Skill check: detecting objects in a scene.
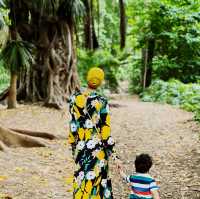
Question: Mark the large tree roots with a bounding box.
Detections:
[0,126,57,151]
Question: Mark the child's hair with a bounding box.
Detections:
[135,154,153,173]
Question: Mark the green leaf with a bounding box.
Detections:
[0,40,35,73]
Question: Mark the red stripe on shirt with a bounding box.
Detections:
[134,190,151,196]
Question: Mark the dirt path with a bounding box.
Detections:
[0,97,199,199]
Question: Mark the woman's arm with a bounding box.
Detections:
[68,98,79,157]
[99,99,116,157]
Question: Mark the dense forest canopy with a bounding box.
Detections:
[0,0,199,111]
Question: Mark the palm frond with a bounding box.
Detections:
[58,0,85,22]
[0,0,9,9]
[31,0,59,17]
[0,40,35,73]
[0,12,4,29]
[0,0,4,7]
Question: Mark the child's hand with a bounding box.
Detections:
[115,159,122,170]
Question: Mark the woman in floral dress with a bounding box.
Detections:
[68,67,116,199]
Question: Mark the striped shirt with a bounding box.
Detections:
[125,173,159,199]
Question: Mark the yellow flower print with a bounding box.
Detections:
[101,126,110,140]
[94,165,100,177]
[91,195,101,199]
[74,106,81,119]
[75,189,83,199]
[94,176,101,186]
[106,115,111,126]
[75,95,86,108]
[73,181,79,189]
[85,180,93,194]
[96,150,105,160]
[78,128,84,140]
[83,191,89,199]
[68,133,75,144]
[85,129,92,140]
[95,101,102,111]
[81,180,85,191]
[96,186,100,196]
[92,113,99,124]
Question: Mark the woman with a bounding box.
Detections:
[68,67,116,199]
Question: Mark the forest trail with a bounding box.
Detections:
[0,96,200,199]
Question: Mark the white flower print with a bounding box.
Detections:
[101,179,107,188]
[91,99,98,107]
[70,95,76,103]
[86,171,96,180]
[76,177,82,186]
[78,171,85,180]
[92,113,100,124]
[85,119,93,128]
[86,140,97,149]
[92,149,100,157]
[98,159,105,168]
[105,189,111,198]
[106,104,110,112]
[83,108,87,115]
[77,141,85,150]
[107,137,115,145]
[70,123,77,132]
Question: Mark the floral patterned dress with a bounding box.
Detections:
[68,90,115,199]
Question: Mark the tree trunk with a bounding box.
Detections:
[83,0,99,50]
[146,39,155,87]
[119,0,126,49]
[141,48,148,90]
[141,39,155,88]
[7,72,17,109]
[4,2,80,109]
[16,20,80,109]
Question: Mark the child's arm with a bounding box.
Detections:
[117,162,128,181]
[151,189,160,199]
[119,167,127,180]
[150,180,160,199]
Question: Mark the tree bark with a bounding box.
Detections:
[0,126,46,151]
[141,48,148,90]
[119,0,126,49]
[141,39,155,88]
[16,22,79,109]
[7,72,17,109]
[146,39,155,87]
[10,128,57,140]
[83,0,99,50]
[4,2,80,109]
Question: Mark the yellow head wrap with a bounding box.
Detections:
[87,67,104,89]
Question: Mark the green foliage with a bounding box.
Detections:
[57,0,85,22]
[0,12,4,29]
[0,40,34,74]
[127,0,200,83]
[141,79,200,122]
[91,1,120,49]
[0,62,9,92]
[129,58,143,94]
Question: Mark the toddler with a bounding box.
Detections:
[118,154,160,199]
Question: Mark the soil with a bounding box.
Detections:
[0,96,199,199]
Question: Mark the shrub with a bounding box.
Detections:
[141,79,200,122]
[129,59,143,94]
[77,49,121,92]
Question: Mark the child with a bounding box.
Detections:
[118,154,160,199]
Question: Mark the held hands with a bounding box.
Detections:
[115,159,124,176]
